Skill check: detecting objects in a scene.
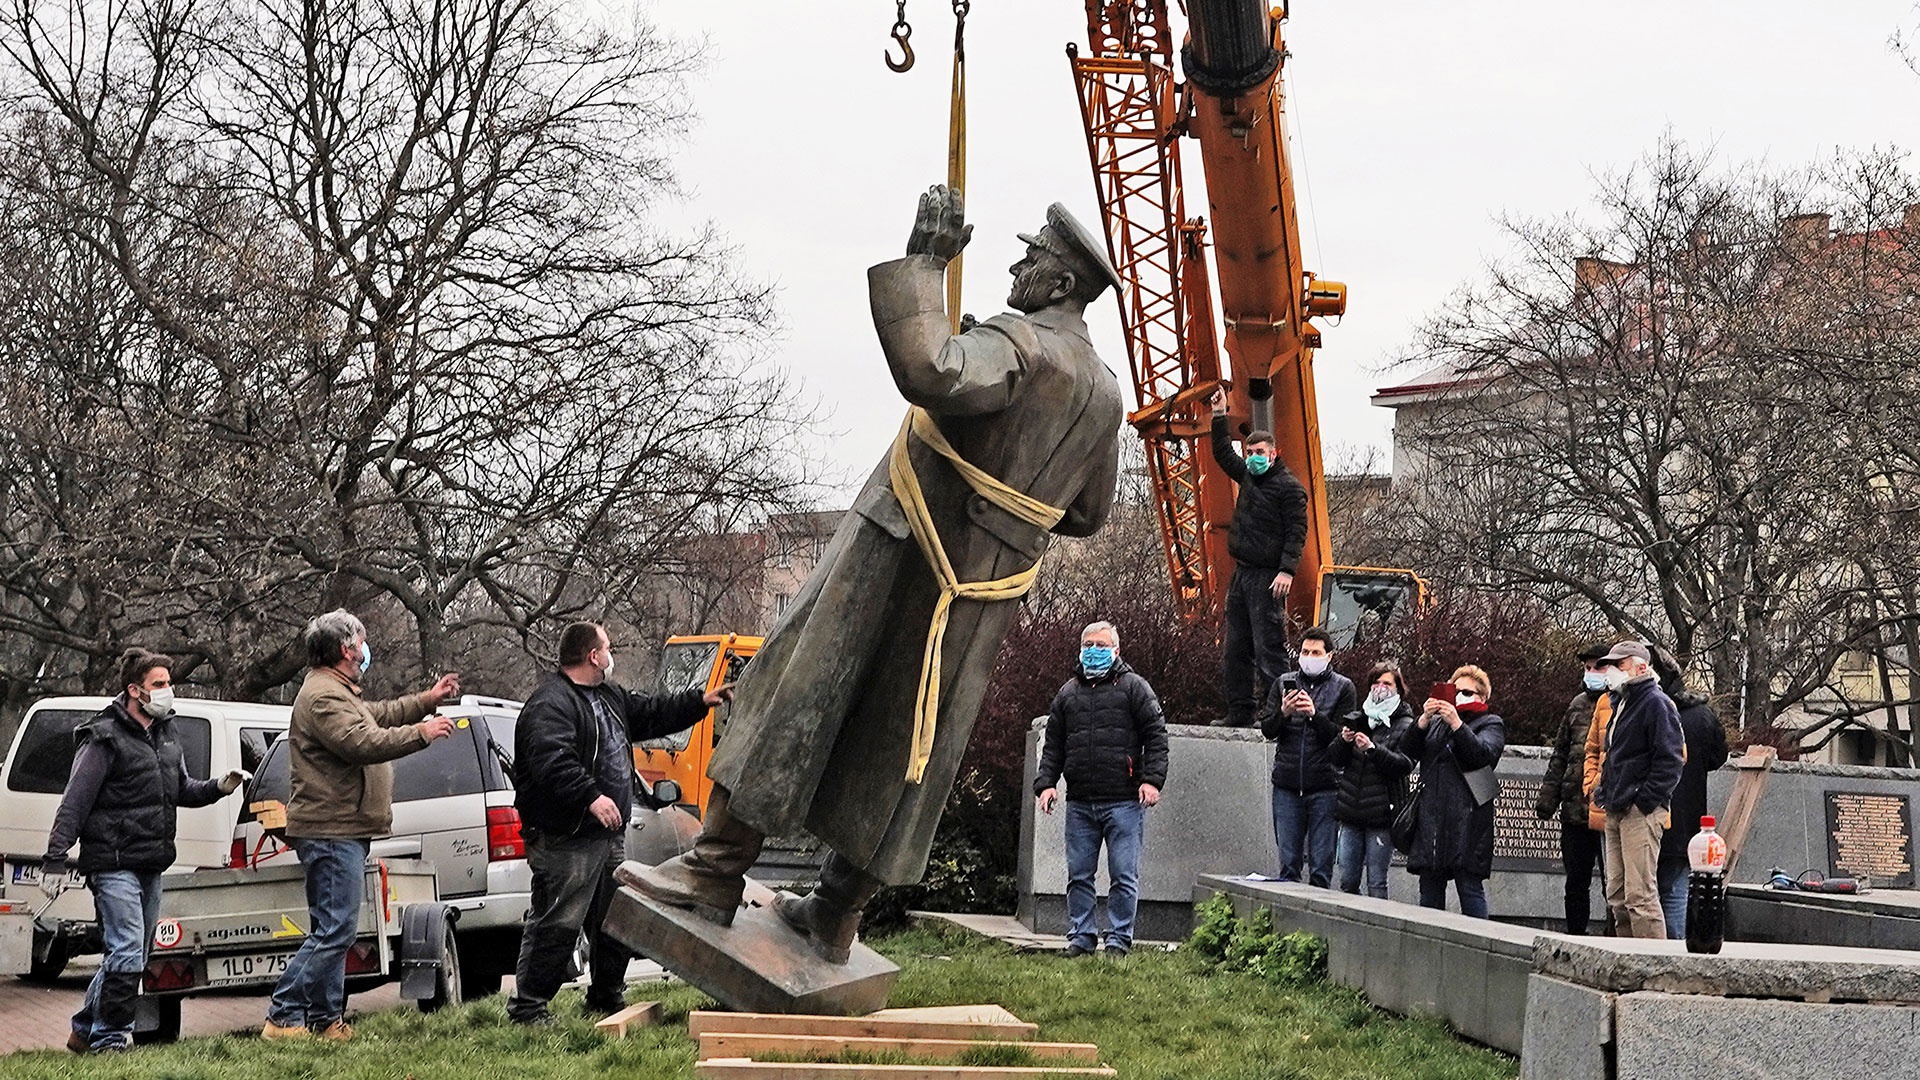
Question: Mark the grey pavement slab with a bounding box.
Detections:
[1519,975,1611,1080]
[1613,991,1920,1078]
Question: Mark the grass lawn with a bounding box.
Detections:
[0,926,1517,1080]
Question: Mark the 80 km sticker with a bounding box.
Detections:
[153,919,183,949]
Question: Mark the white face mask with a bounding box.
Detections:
[141,686,176,720]
[597,649,615,680]
[1299,654,1330,677]
[1601,667,1631,693]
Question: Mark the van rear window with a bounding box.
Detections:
[247,722,483,806]
[7,709,211,794]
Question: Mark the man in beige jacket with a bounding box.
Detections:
[263,609,460,1041]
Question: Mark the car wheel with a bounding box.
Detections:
[416,921,464,1013]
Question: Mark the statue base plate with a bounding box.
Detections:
[603,867,898,1016]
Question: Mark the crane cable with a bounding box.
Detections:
[886,1,969,334]
[945,0,967,333]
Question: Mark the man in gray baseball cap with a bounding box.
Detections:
[1589,639,1684,938]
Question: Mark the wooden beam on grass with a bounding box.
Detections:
[594,1000,663,1038]
[688,1011,1038,1041]
[693,1062,1115,1080]
[696,1032,1100,1063]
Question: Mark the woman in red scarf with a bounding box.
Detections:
[1399,665,1507,918]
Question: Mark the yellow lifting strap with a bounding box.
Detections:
[887,406,1062,782]
[945,2,967,333]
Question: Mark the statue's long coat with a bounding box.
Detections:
[709,253,1122,885]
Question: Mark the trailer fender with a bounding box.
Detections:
[398,903,459,1000]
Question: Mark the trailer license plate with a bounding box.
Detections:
[207,951,291,986]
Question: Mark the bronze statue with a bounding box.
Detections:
[626,183,1123,966]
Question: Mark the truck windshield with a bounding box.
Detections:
[638,642,719,753]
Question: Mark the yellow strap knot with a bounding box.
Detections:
[888,407,1063,782]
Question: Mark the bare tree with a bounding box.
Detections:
[0,0,818,707]
[1384,137,1920,749]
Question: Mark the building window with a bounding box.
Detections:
[775,593,792,614]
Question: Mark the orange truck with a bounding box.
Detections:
[633,633,760,815]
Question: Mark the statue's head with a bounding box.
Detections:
[1007,203,1121,314]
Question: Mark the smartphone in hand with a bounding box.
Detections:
[1428,682,1457,705]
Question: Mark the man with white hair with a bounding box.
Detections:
[1589,640,1684,939]
[1033,621,1170,957]
[263,609,461,1041]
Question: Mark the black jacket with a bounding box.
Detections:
[1330,706,1415,828]
[1260,667,1355,793]
[1537,690,1604,826]
[44,698,224,875]
[1593,677,1684,817]
[513,671,708,838]
[1209,416,1309,573]
[1402,708,1506,879]
[1660,692,1729,863]
[1034,661,1170,803]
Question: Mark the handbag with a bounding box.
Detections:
[1390,780,1422,855]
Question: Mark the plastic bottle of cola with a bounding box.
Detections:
[1685,815,1729,954]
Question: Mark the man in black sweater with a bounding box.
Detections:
[1034,621,1170,957]
[507,622,728,1025]
[1208,389,1310,727]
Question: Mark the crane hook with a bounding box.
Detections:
[885,17,915,72]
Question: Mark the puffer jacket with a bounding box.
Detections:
[1209,416,1309,573]
[1329,705,1414,828]
[1537,691,1604,826]
[1260,666,1355,793]
[43,697,224,874]
[1034,660,1171,803]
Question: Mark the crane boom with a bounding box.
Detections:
[1073,1,1420,639]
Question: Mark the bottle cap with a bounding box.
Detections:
[1700,815,1715,828]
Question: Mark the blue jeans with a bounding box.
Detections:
[1335,823,1393,899]
[1271,786,1337,888]
[1657,857,1688,939]
[1418,873,1489,919]
[267,838,369,1029]
[1064,799,1145,952]
[74,870,163,1050]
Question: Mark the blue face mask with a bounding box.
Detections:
[1582,671,1606,693]
[358,641,373,675]
[1080,645,1115,676]
[1245,453,1271,476]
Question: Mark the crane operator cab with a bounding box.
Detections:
[1318,567,1427,650]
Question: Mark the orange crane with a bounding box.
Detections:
[1069,0,1421,639]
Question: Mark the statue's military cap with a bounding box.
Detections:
[1018,203,1122,295]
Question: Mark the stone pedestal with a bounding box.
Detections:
[602,871,898,1016]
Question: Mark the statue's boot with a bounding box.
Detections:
[619,786,765,927]
[773,852,883,964]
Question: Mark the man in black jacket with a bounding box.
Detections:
[1590,641,1684,940]
[506,622,728,1025]
[1534,643,1611,934]
[1261,628,1355,888]
[1209,389,1310,728]
[43,649,247,1053]
[1034,622,1170,957]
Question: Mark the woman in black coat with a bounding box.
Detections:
[1401,664,1507,918]
[1330,663,1415,898]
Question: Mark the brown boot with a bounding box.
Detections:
[773,853,883,964]
[619,786,765,926]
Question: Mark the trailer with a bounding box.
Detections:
[134,860,461,1042]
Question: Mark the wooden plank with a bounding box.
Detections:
[697,1033,1099,1063]
[689,1011,1038,1041]
[1719,747,1777,879]
[694,1062,1114,1080]
[594,1000,663,1039]
[869,1006,1026,1026]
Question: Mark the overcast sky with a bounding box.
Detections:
[634,1,1919,493]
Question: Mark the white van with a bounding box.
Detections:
[0,695,290,980]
